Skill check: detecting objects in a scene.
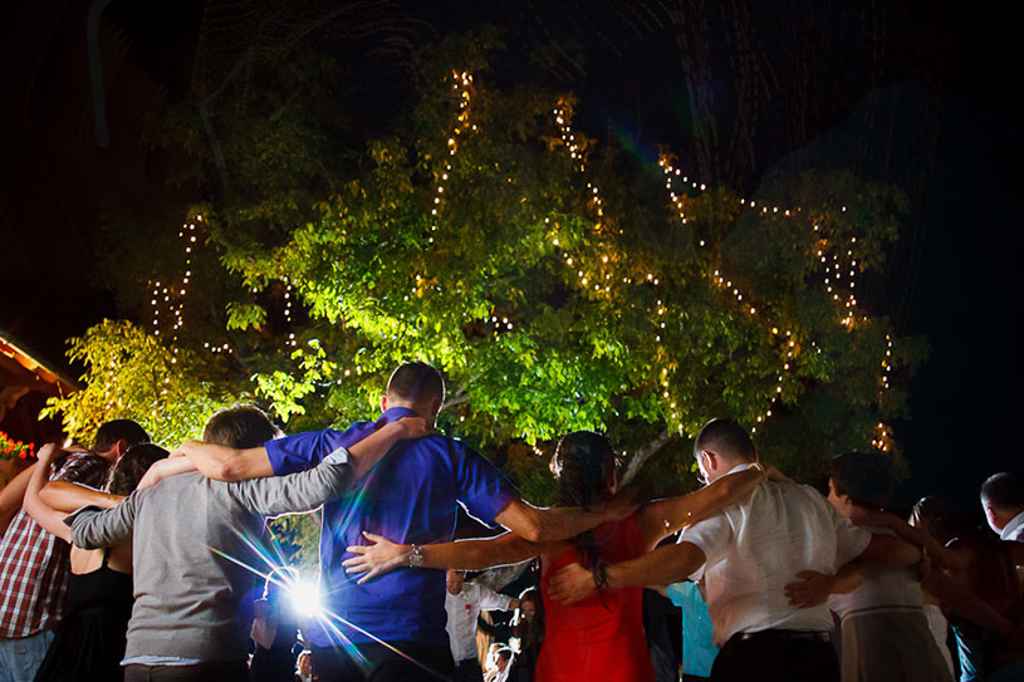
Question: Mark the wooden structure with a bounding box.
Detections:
[0,330,77,485]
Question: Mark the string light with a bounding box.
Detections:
[656,153,902,447]
[149,214,204,347]
[429,71,476,243]
[550,98,620,302]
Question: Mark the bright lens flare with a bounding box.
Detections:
[288,578,323,619]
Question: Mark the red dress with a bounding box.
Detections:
[534,515,655,682]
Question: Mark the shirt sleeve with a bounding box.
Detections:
[474,583,514,612]
[679,513,733,580]
[53,452,109,488]
[452,440,516,527]
[228,447,352,517]
[263,428,350,476]
[66,496,139,549]
[830,506,873,567]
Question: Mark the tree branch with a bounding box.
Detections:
[621,429,672,486]
[442,390,471,411]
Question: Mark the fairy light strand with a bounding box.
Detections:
[656,155,899,446]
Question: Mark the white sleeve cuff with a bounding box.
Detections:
[324,446,350,465]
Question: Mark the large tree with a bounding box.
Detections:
[48,35,924,507]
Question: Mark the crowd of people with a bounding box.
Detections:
[0,360,1019,682]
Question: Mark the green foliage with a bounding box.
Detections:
[41,320,241,446]
[252,341,338,423]
[226,303,267,331]
[48,36,926,504]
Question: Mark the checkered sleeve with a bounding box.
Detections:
[52,452,110,488]
[0,451,111,637]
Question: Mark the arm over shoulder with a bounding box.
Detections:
[66,494,140,549]
[228,447,352,516]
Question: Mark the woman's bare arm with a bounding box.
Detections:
[23,445,73,542]
[343,531,546,584]
[849,507,968,572]
[635,466,765,549]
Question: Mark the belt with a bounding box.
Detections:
[735,630,831,643]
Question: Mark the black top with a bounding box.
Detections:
[35,549,134,682]
[250,617,300,682]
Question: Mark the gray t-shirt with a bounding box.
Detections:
[67,448,350,664]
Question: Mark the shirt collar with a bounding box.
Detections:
[376,406,418,427]
[723,462,756,477]
[1000,510,1024,541]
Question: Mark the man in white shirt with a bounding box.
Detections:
[446,570,519,682]
[978,472,1024,680]
[548,418,922,682]
[980,472,1024,542]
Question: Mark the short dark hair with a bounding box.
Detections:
[694,418,755,462]
[107,443,169,496]
[981,472,1024,510]
[386,362,445,405]
[830,452,894,509]
[93,419,150,453]
[203,405,282,449]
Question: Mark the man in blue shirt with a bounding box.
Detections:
[172,362,630,681]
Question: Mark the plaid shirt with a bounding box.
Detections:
[0,452,110,638]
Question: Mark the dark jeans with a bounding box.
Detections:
[453,659,484,682]
[710,631,838,682]
[123,661,248,682]
[311,642,455,682]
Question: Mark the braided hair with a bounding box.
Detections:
[549,431,617,578]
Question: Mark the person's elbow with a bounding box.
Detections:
[211,453,251,481]
[37,484,64,509]
[69,528,101,550]
[517,510,545,543]
[516,509,548,540]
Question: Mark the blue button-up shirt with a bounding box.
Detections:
[264,407,515,647]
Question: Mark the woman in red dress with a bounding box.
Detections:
[344,431,765,682]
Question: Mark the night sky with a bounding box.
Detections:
[1,1,1019,513]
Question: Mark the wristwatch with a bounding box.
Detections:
[407,544,424,568]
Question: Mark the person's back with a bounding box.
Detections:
[0,419,147,682]
[677,421,875,682]
[824,452,952,682]
[301,429,511,647]
[122,472,269,661]
[955,472,1024,681]
[537,516,654,682]
[533,432,657,682]
[698,479,843,642]
[68,441,354,682]
[828,541,952,682]
[665,581,718,680]
[29,442,169,682]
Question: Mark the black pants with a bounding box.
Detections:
[710,631,838,682]
[123,661,248,682]
[452,659,484,682]
[311,643,455,682]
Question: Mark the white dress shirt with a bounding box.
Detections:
[446,582,514,663]
[1000,510,1024,542]
[681,463,871,645]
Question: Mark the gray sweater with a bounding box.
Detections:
[67,448,350,663]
